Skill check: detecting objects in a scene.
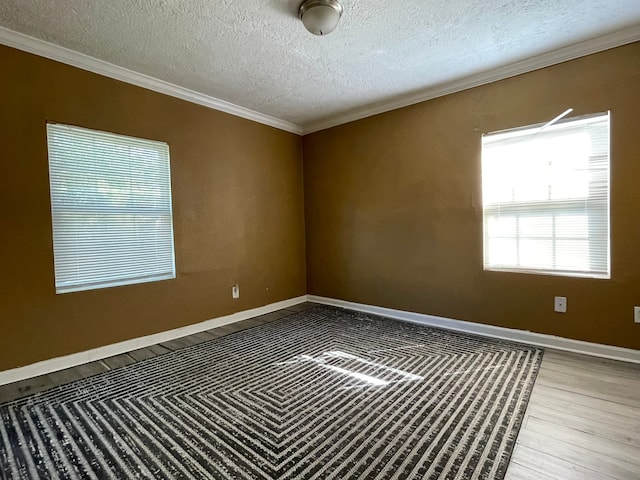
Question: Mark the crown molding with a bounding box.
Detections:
[302,25,640,134]
[1,24,638,137]
[0,26,304,135]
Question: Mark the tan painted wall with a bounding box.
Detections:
[303,42,640,350]
[0,45,306,371]
[1,40,638,372]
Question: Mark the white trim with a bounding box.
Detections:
[308,295,640,364]
[2,26,639,136]
[0,27,303,135]
[3,293,638,386]
[0,296,307,386]
[302,26,640,134]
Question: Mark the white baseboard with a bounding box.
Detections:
[4,293,637,386]
[0,296,307,386]
[308,295,640,364]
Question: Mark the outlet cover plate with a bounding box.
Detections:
[635,306,640,323]
[554,296,567,313]
[232,284,239,299]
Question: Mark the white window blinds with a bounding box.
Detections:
[481,112,610,278]
[47,123,176,293]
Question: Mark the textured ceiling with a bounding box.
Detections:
[1,0,640,131]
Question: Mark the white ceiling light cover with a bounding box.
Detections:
[299,0,343,36]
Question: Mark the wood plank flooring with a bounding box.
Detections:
[505,349,640,480]
[0,304,314,403]
[1,303,639,479]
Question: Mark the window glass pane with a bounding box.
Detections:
[487,216,516,238]
[556,240,590,272]
[548,135,590,200]
[519,239,553,269]
[519,216,552,238]
[512,154,550,202]
[488,238,517,267]
[556,215,589,238]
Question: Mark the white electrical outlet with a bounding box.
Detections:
[554,296,567,313]
[635,306,640,323]
[232,284,239,299]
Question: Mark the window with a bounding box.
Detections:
[481,112,610,278]
[47,123,176,293]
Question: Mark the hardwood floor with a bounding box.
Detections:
[1,303,639,479]
[505,349,640,480]
[0,304,315,403]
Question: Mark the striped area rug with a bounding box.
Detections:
[0,306,542,479]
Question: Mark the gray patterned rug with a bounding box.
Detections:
[0,306,542,479]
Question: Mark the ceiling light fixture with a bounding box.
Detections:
[299,0,343,36]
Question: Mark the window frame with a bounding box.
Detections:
[46,123,177,294]
[481,112,611,279]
